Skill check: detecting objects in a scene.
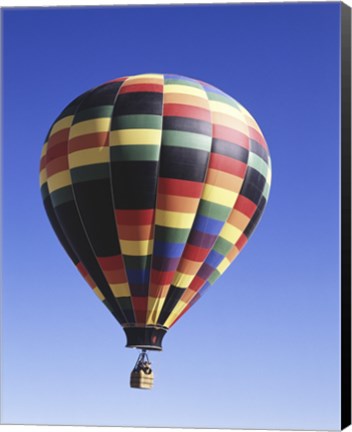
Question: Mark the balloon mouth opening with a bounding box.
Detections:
[123,325,167,351]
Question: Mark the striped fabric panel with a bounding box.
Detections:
[110,74,164,324]
[39,129,115,317]
[45,92,128,324]
[159,84,251,327]
[147,75,213,325]
[167,101,271,328]
[67,80,136,323]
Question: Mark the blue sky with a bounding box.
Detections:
[2,3,341,429]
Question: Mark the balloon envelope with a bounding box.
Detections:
[39,73,271,350]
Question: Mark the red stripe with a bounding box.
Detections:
[188,275,205,291]
[163,104,211,122]
[119,84,163,94]
[157,178,203,198]
[131,297,148,323]
[97,255,124,271]
[234,195,257,218]
[49,129,70,147]
[182,244,209,262]
[248,126,268,150]
[40,156,46,171]
[115,209,155,225]
[46,141,68,161]
[46,156,69,176]
[150,269,175,285]
[209,153,247,178]
[213,124,249,149]
[69,132,109,152]
[236,233,248,251]
[76,262,88,277]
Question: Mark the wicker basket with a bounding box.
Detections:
[130,368,154,389]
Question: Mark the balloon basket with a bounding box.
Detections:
[130,350,154,389]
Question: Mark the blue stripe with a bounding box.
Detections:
[192,214,224,235]
[204,250,224,268]
[153,241,185,258]
[125,269,150,285]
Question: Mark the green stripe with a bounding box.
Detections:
[112,114,162,130]
[263,182,270,200]
[248,152,269,178]
[197,200,232,221]
[123,255,152,270]
[118,297,134,309]
[206,92,241,110]
[162,130,212,152]
[165,78,203,89]
[155,226,190,243]
[213,236,233,256]
[70,163,109,183]
[50,185,74,207]
[73,105,114,124]
[208,269,221,285]
[110,145,160,161]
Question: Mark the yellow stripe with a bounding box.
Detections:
[202,184,238,207]
[146,297,166,325]
[155,209,195,229]
[219,223,243,244]
[41,142,48,158]
[110,129,162,146]
[110,283,131,298]
[212,112,249,135]
[50,116,74,136]
[68,147,109,168]
[93,287,105,301]
[163,301,188,327]
[47,170,71,192]
[217,257,231,275]
[172,273,194,288]
[69,118,111,139]
[119,239,153,256]
[39,169,47,187]
[131,73,163,80]
[164,84,206,98]
[209,101,245,122]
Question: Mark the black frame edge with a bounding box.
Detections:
[341,2,351,430]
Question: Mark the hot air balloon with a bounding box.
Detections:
[39,73,272,389]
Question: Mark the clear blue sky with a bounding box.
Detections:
[2,3,341,429]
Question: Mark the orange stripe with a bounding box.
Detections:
[205,168,242,192]
[157,194,199,213]
[227,209,250,230]
[177,258,201,275]
[118,225,153,241]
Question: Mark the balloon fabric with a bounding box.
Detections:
[39,73,272,351]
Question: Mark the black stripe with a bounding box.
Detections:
[54,200,127,324]
[211,138,249,162]
[159,146,209,183]
[157,285,184,325]
[72,178,121,257]
[250,139,269,163]
[77,82,124,109]
[243,195,267,238]
[112,92,163,117]
[111,161,159,209]
[163,116,212,136]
